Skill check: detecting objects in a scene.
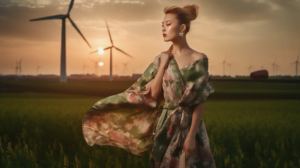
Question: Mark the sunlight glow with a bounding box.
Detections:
[98,62,104,66]
[98,48,104,55]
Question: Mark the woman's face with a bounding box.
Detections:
[162,13,183,42]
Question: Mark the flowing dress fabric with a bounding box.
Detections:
[82,53,216,168]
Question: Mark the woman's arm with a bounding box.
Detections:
[149,64,168,100]
[183,102,204,158]
[149,45,173,100]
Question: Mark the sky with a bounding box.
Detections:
[0,0,299,77]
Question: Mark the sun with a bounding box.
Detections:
[98,62,104,66]
[98,48,104,55]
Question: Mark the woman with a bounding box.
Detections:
[82,4,216,168]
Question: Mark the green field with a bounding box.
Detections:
[0,78,300,168]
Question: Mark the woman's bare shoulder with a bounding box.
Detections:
[192,51,208,60]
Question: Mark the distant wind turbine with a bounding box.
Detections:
[90,58,103,76]
[18,57,23,78]
[291,54,300,76]
[270,61,278,76]
[29,0,92,83]
[37,65,41,75]
[248,65,254,74]
[14,60,19,76]
[219,56,228,76]
[121,62,129,76]
[90,19,133,81]
[113,63,119,73]
[226,61,233,76]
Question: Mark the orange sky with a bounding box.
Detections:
[0,0,299,76]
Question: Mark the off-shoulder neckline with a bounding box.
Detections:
[172,57,208,71]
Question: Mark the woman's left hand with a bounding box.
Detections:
[183,136,195,159]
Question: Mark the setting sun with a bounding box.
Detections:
[98,48,104,55]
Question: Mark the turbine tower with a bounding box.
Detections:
[291,54,300,76]
[90,19,133,81]
[90,58,102,76]
[219,57,228,76]
[121,62,129,76]
[18,57,23,78]
[14,60,19,76]
[227,61,233,76]
[37,65,41,75]
[248,65,253,74]
[29,0,92,83]
[270,61,277,76]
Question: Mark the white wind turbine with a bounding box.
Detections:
[291,54,300,76]
[29,0,92,83]
[90,19,133,81]
[270,61,278,76]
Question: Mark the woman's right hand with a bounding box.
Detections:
[160,44,173,69]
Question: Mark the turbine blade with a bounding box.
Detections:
[90,50,98,54]
[103,46,112,50]
[114,46,133,58]
[68,17,92,48]
[30,14,66,21]
[105,19,113,45]
[67,0,75,14]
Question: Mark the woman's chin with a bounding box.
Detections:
[163,38,170,42]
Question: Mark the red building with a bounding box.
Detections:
[250,70,269,79]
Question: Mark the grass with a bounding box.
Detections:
[0,92,300,168]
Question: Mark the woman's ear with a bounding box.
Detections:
[180,24,186,33]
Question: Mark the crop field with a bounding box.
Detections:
[0,78,300,168]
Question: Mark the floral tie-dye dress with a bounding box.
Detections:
[82,53,216,168]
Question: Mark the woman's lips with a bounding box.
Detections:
[163,34,166,37]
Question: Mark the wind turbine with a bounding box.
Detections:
[90,58,103,76]
[227,61,233,76]
[14,60,19,76]
[121,61,129,76]
[248,65,254,74]
[37,65,41,75]
[29,0,92,83]
[90,19,133,81]
[113,63,119,74]
[18,57,23,78]
[219,57,228,76]
[291,54,300,76]
[270,61,277,76]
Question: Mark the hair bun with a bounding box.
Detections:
[182,4,199,21]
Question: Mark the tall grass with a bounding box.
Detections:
[0,93,299,168]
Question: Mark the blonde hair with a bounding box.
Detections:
[164,4,199,34]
